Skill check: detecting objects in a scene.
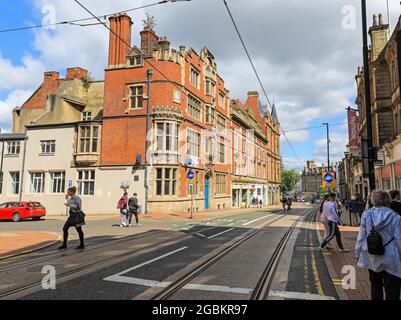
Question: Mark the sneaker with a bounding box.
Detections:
[136,223,141,227]
[75,245,85,250]
[128,224,132,228]
[338,248,351,252]
[326,245,333,250]
[320,247,329,252]
[58,245,67,250]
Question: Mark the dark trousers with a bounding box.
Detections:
[369,270,401,300]
[63,221,84,246]
[321,221,344,249]
[128,211,139,224]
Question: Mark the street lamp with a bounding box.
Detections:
[322,123,330,173]
[360,0,376,191]
[144,69,153,215]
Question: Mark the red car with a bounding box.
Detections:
[0,201,46,222]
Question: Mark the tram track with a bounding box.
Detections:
[149,209,314,300]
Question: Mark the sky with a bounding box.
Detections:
[1,0,401,171]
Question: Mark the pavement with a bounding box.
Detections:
[0,205,282,258]
[316,208,370,300]
[0,232,59,258]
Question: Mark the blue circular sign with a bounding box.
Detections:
[187,170,195,180]
[324,173,334,183]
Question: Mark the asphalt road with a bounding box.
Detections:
[0,206,339,300]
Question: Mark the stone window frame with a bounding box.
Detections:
[218,91,225,109]
[187,128,201,158]
[40,140,56,155]
[216,173,227,195]
[155,121,180,153]
[82,111,92,122]
[6,141,20,155]
[29,172,45,194]
[205,77,216,97]
[50,171,66,194]
[187,94,202,121]
[10,171,20,195]
[77,170,95,196]
[155,167,178,197]
[129,85,144,109]
[78,125,100,154]
[190,66,200,90]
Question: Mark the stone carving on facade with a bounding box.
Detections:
[152,106,183,120]
[383,143,394,160]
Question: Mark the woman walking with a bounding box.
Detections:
[117,192,129,228]
[356,190,401,300]
[59,187,85,250]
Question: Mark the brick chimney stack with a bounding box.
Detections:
[66,67,88,80]
[140,29,159,56]
[108,13,133,67]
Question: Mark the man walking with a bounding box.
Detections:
[128,193,141,227]
[320,193,349,252]
[349,196,360,226]
[282,196,287,210]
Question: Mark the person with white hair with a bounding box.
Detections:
[356,190,401,300]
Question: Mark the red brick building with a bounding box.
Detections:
[102,14,232,213]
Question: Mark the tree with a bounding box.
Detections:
[281,169,301,193]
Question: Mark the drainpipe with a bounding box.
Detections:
[19,132,28,201]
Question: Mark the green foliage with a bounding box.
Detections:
[281,169,300,192]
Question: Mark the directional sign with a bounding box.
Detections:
[68,180,73,188]
[323,173,334,183]
[187,170,195,180]
[322,172,336,189]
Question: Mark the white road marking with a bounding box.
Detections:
[183,283,252,294]
[207,228,235,239]
[242,214,274,226]
[195,233,207,238]
[105,275,252,294]
[104,247,188,280]
[269,290,336,300]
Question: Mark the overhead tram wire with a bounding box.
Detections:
[281,121,348,134]
[222,0,305,168]
[73,0,227,126]
[0,1,175,33]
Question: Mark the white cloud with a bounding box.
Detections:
[0,89,33,130]
[314,132,349,165]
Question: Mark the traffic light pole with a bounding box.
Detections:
[361,0,376,191]
[144,69,153,215]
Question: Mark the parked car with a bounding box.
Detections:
[0,201,46,222]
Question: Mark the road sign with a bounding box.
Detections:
[322,172,336,190]
[323,173,334,183]
[68,180,73,188]
[187,170,195,180]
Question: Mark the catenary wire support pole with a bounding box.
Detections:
[361,0,376,192]
[144,69,153,215]
[323,123,330,192]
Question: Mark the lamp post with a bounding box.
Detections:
[144,69,153,215]
[361,0,376,191]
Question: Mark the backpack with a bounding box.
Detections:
[366,212,394,256]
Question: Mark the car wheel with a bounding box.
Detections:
[12,212,22,222]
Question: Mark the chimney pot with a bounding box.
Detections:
[373,14,378,27]
[378,13,383,26]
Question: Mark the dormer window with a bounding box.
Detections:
[129,55,143,67]
[82,111,92,122]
